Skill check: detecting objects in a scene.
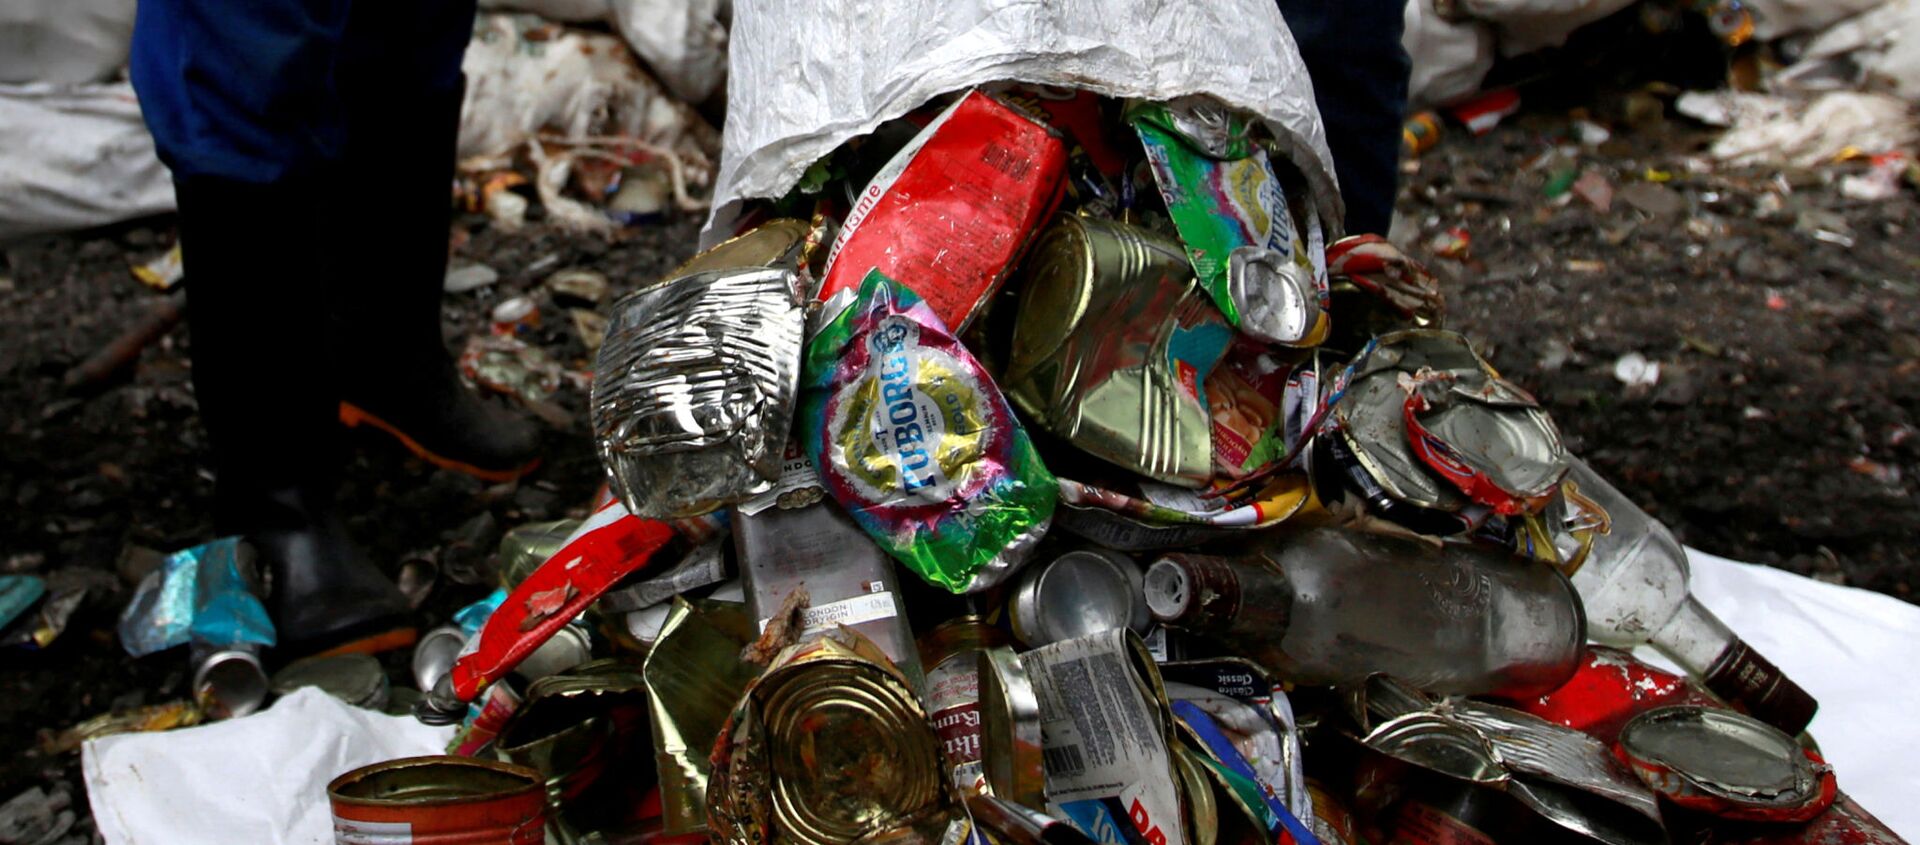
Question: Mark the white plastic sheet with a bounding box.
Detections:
[1404,0,1498,109]
[476,0,729,104]
[79,555,1920,844]
[0,0,136,85]
[83,688,456,845]
[0,83,176,242]
[704,0,1344,246]
[1675,549,1920,839]
[1460,0,1637,56]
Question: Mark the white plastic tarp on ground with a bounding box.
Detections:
[703,0,1344,246]
[84,688,456,845]
[80,551,1920,844]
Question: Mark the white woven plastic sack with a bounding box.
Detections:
[0,83,175,242]
[1458,0,1637,56]
[704,0,1343,246]
[0,0,137,85]
[1405,0,1498,109]
[1744,0,1886,41]
[477,0,729,104]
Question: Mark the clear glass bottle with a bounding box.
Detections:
[1143,527,1585,699]
[1554,459,1816,734]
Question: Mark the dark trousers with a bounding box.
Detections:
[1276,0,1413,235]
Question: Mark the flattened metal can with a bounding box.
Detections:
[592,264,810,519]
[327,756,547,845]
[1004,215,1234,488]
[978,645,1046,811]
[1616,705,1837,823]
[707,632,956,845]
[1007,549,1150,647]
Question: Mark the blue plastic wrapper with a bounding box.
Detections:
[453,587,508,636]
[0,575,47,634]
[118,537,276,657]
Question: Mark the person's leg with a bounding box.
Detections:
[328,0,542,481]
[1275,0,1413,235]
[131,0,412,656]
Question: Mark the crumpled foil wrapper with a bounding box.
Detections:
[592,266,808,519]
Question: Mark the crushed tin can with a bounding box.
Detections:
[271,653,390,711]
[1324,235,1445,327]
[190,642,268,721]
[411,625,468,697]
[798,268,1056,594]
[1347,676,1666,845]
[1322,330,1568,523]
[592,263,811,519]
[706,630,958,845]
[818,89,1068,334]
[1002,215,1234,488]
[1616,705,1837,823]
[1131,104,1329,347]
[1159,658,1310,824]
[734,442,924,684]
[594,538,730,615]
[920,616,1012,796]
[642,599,761,836]
[1207,337,1296,480]
[1008,549,1151,648]
[978,645,1046,811]
[1021,629,1190,845]
[495,660,652,841]
[327,756,547,845]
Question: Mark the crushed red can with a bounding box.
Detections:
[1616,705,1838,824]
[818,89,1068,334]
[1514,646,1719,745]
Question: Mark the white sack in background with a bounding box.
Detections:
[458,14,718,165]
[1676,89,1918,164]
[84,688,457,845]
[1675,549,1920,841]
[0,83,174,242]
[1405,0,1498,109]
[1458,0,1638,56]
[1781,0,1920,101]
[706,0,1343,246]
[477,0,729,104]
[1744,0,1887,41]
[0,0,137,85]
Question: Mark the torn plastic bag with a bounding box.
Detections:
[1404,0,1497,109]
[704,0,1343,246]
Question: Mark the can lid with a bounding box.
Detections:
[1012,550,1145,646]
[272,653,390,710]
[328,755,546,807]
[1618,705,1825,807]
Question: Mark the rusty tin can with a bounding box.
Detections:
[327,756,548,845]
[1616,705,1836,823]
[707,632,955,845]
[1004,215,1234,488]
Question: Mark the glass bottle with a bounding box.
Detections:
[1552,458,1816,734]
[1143,527,1585,699]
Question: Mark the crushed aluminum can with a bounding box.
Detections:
[1021,629,1190,845]
[1324,234,1445,327]
[510,622,594,682]
[1131,105,1329,348]
[1050,476,1317,552]
[1323,329,1568,524]
[706,631,958,845]
[978,645,1046,812]
[1513,646,1719,745]
[494,660,651,840]
[964,793,1098,845]
[327,756,547,845]
[642,598,762,836]
[920,616,1011,796]
[451,681,522,757]
[1002,215,1234,488]
[1008,549,1150,648]
[734,442,924,684]
[798,268,1056,594]
[1348,677,1666,845]
[595,537,730,615]
[1615,705,1837,823]
[1168,693,1319,845]
[1206,336,1295,480]
[592,262,811,519]
[190,642,268,721]
[669,217,815,279]
[1158,658,1310,821]
[818,89,1068,335]
[271,653,389,711]
[411,625,468,695]
[1128,98,1259,161]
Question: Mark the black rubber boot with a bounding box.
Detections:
[329,63,542,484]
[177,175,414,657]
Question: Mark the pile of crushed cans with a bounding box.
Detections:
[276,87,1906,844]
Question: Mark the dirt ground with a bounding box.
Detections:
[1,104,1916,836]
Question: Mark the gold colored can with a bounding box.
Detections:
[708,633,956,845]
[643,599,761,836]
[664,218,813,281]
[1004,216,1234,488]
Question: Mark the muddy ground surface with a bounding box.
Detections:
[1,108,1916,836]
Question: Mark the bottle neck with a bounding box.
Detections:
[1649,596,1734,677]
[1655,597,1818,734]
